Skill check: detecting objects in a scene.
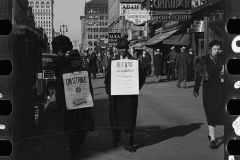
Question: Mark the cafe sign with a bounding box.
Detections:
[153,14,191,21]
[120,3,141,16]
[125,9,151,25]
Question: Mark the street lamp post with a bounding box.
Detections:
[60,24,68,35]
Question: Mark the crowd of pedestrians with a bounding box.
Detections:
[54,39,225,156]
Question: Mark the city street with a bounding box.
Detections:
[16,73,224,160]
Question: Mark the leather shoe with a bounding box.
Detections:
[176,84,180,88]
[210,140,217,149]
[124,145,136,153]
[208,135,211,141]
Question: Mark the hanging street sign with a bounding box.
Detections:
[150,0,192,12]
[120,3,141,16]
[125,9,151,25]
[153,14,191,21]
[108,33,121,43]
[130,26,146,31]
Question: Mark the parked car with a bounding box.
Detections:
[42,53,58,87]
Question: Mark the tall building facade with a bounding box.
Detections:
[81,0,108,51]
[28,0,54,52]
[80,16,86,52]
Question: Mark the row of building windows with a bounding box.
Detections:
[34,13,52,16]
[35,17,51,20]
[86,4,107,7]
[36,24,51,27]
[30,4,51,9]
[30,1,51,5]
[86,9,107,14]
[87,34,106,39]
[36,21,51,23]
[88,15,108,20]
[87,22,108,26]
[87,28,108,32]
[33,9,52,12]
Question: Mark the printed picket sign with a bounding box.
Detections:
[111,60,139,95]
[63,71,93,110]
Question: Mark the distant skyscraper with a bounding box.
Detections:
[80,0,108,51]
[28,0,54,52]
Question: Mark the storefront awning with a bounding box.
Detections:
[163,34,190,45]
[131,42,145,48]
[144,29,178,46]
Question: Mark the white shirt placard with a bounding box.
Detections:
[111,60,139,95]
[63,71,93,110]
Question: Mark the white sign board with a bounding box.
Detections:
[120,3,141,16]
[111,60,139,95]
[125,9,150,25]
[63,71,93,110]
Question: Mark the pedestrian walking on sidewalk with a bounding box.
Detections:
[188,48,196,81]
[55,50,94,155]
[104,38,146,152]
[139,49,152,77]
[154,49,164,82]
[166,46,178,81]
[175,46,190,88]
[193,40,225,149]
[102,50,111,77]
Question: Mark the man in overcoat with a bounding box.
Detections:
[166,46,178,81]
[139,49,152,77]
[175,46,190,88]
[153,49,165,82]
[55,50,94,155]
[188,48,196,81]
[102,50,111,77]
[104,38,146,152]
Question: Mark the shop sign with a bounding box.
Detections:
[108,33,121,43]
[162,21,179,31]
[130,26,146,31]
[125,9,151,25]
[150,0,192,12]
[191,0,218,9]
[153,14,191,21]
[120,3,141,16]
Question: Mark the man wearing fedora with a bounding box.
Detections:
[139,49,152,77]
[175,46,190,89]
[55,50,94,155]
[166,46,178,81]
[104,38,146,152]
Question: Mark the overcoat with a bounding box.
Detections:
[194,54,225,126]
[175,51,190,81]
[102,55,111,77]
[154,53,164,76]
[55,65,94,136]
[104,54,146,131]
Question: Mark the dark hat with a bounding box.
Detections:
[209,40,222,48]
[65,50,80,60]
[116,38,130,49]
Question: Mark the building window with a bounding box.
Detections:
[88,41,92,46]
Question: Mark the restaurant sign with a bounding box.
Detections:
[108,33,121,43]
[125,9,151,25]
[153,14,191,21]
[120,3,141,16]
[150,0,192,12]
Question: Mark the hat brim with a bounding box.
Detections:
[209,40,222,48]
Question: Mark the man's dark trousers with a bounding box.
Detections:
[167,62,175,80]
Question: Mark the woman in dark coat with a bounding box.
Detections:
[154,49,164,82]
[55,50,94,155]
[193,40,225,149]
[104,38,146,152]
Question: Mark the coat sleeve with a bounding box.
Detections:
[104,60,112,96]
[87,70,94,100]
[139,60,146,90]
[175,54,179,70]
[55,70,65,108]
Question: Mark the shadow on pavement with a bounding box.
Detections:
[133,123,204,151]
